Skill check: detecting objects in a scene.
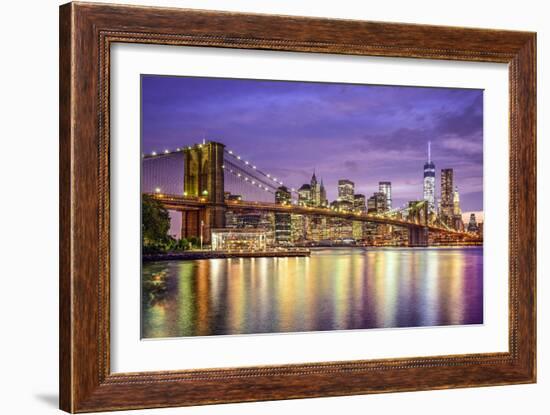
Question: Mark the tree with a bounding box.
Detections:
[187,236,199,249]
[142,194,171,248]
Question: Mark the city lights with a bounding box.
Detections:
[143,140,479,247]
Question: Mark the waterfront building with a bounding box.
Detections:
[352,221,363,241]
[338,179,355,203]
[290,214,306,243]
[305,215,328,242]
[378,181,392,211]
[274,183,293,245]
[423,142,436,213]
[440,168,454,226]
[332,218,353,240]
[211,228,267,251]
[239,212,261,228]
[259,212,275,246]
[274,212,292,245]
[225,210,238,228]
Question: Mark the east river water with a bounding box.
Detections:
[141,247,483,338]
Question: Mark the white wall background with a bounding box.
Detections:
[0,0,546,414]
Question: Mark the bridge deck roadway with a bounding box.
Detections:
[148,194,466,235]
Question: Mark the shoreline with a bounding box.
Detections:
[143,245,482,262]
[143,249,311,262]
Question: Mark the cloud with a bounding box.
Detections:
[434,93,483,137]
[142,76,484,211]
[440,137,483,155]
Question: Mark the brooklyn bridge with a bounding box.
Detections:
[142,140,477,247]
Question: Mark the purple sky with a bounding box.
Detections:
[142,75,483,212]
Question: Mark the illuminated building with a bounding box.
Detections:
[274,186,292,245]
[319,179,328,207]
[331,217,353,240]
[274,212,292,245]
[331,199,353,212]
[305,216,327,242]
[467,213,479,233]
[354,194,366,213]
[367,192,387,213]
[297,172,327,207]
[225,210,238,228]
[338,179,355,203]
[453,186,462,216]
[298,184,311,206]
[352,221,363,241]
[310,172,321,206]
[378,181,392,211]
[275,186,291,205]
[423,142,435,213]
[290,214,305,243]
[440,168,454,226]
[211,228,267,251]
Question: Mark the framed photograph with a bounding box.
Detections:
[59,2,536,412]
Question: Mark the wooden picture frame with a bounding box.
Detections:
[59,2,536,412]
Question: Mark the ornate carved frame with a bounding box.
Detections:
[59,2,536,412]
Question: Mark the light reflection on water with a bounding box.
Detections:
[141,247,483,338]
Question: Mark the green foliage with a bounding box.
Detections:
[142,194,171,248]
[187,236,199,248]
[141,196,195,254]
[175,238,190,251]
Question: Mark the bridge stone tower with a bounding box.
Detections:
[407,201,429,247]
[182,141,226,244]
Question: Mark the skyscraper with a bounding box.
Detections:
[310,172,321,207]
[452,186,462,216]
[367,192,387,213]
[440,168,454,226]
[378,181,392,211]
[338,179,354,203]
[319,179,328,207]
[297,172,327,207]
[451,186,464,230]
[275,186,291,205]
[423,142,436,213]
[274,186,292,245]
[297,184,311,206]
[467,213,479,233]
[353,194,366,213]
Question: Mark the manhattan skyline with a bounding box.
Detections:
[142,75,483,212]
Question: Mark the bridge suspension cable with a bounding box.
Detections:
[224,162,276,195]
[224,148,300,195]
